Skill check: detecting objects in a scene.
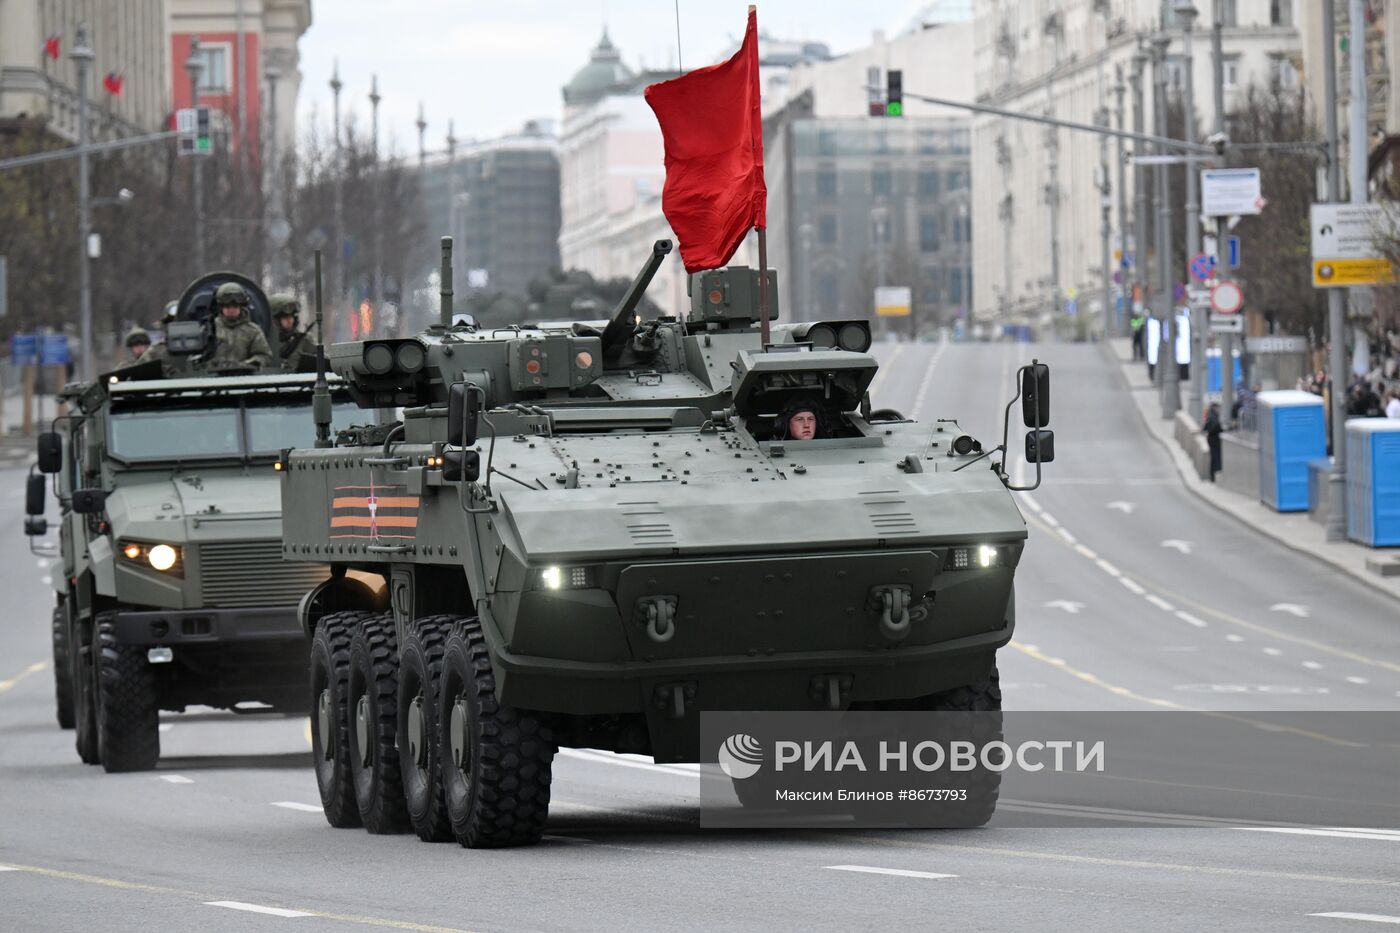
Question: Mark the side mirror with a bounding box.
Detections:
[24,516,48,537]
[1021,362,1050,428]
[441,449,481,484]
[71,488,107,514]
[26,474,46,516]
[1025,429,1055,464]
[447,382,481,448]
[37,432,63,474]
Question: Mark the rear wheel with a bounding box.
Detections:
[439,618,554,848]
[72,619,99,765]
[95,616,160,772]
[397,615,456,842]
[52,603,75,730]
[310,611,373,828]
[348,614,409,833]
[916,665,1003,828]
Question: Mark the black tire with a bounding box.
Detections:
[347,614,409,834]
[310,610,374,829]
[73,618,100,765]
[96,615,160,772]
[52,603,75,730]
[917,664,1003,828]
[397,615,456,842]
[438,618,554,848]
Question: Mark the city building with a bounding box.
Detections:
[412,120,562,299]
[970,0,1301,329]
[0,0,171,142]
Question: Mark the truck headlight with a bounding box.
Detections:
[945,545,1009,570]
[532,565,595,591]
[148,544,178,571]
[119,540,183,575]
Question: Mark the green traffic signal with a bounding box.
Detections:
[886,101,903,117]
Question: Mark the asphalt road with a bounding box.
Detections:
[2,341,1398,932]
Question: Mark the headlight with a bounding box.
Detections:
[944,545,1009,571]
[532,565,595,591]
[148,544,178,571]
[119,540,184,576]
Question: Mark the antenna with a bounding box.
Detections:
[312,249,332,448]
[674,0,683,71]
[440,236,454,327]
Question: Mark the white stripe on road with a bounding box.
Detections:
[0,866,21,872]
[1226,634,1245,643]
[1347,676,1370,685]
[159,775,192,784]
[1145,595,1174,612]
[1074,544,1098,560]
[158,723,173,733]
[1018,492,1043,513]
[1095,559,1121,577]
[1303,661,1323,670]
[1239,828,1400,842]
[825,865,957,880]
[1263,648,1284,657]
[1056,527,1078,545]
[271,801,323,813]
[205,901,313,918]
[1175,611,1208,629]
[561,747,700,777]
[1119,577,1146,596]
[1309,914,1400,925]
[1039,511,1060,528]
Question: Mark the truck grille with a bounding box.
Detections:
[198,541,329,609]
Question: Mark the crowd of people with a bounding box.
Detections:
[1295,329,1400,420]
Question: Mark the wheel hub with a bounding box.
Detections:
[406,695,427,769]
[316,689,333,761]
[450,698,470,773]
[355,694,372,768]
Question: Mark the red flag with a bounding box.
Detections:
[43,34,60,60]
[103,72,124,96]
[644,7,766,274]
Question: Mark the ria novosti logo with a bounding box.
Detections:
[718,733,764,779]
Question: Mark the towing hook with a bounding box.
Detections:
[874,585,912,641]
[637,596,678,644]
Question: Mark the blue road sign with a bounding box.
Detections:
[40,333,71,366]
[1065,298,1078,316]
[10,333,38,366]
[1227,236,1240,269]
[1189,252,1217,283]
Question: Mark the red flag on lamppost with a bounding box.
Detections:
[103,71,124,96]
[644,5,766,275]
[43,34,61,60]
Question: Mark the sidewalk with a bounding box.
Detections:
[1107,337,1400,604]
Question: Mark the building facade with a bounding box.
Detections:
[970,0,1301,328]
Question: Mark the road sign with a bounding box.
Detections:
[1210,279,1244,314]
[1210,316,1244,334]
[10,333,37,366]
[176,106,213,156]
[1202,168,1264,216]
[40,333,71,366]
[1189,252,1216,282]
[1228,235,1240,268]
[874,285,911,317]
[1065,298,1078,316]
[1309,202,1398,288]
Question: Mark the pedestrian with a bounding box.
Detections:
[1202,402,1223,482]
[1387,389,1400,420]
[1130,310,1146,361]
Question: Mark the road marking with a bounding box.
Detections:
[41,576,52,585]
[1018,492,1043,513]
[1095,558,1122,577]
[1303,661,1324,670]
[1043,600,1085,614]
[0,867,20,872]
[1074,544,1098,559]
[158,723,173,733]
[865,343,906,404]
[1039,511,1060,528]
[1009,642,1184,710]
[825,865,957,880]
[908,342,948,419]
[206,901,314,918]
[1240,828,1400,843]
[1263,647,1284,657]
[1119,577,1146,595]
[1145,595,1175,612]
[271,801,323,813]
[159,775,193,784]
[1347,676,1370,685]
[1056,527,1078,544]
[560,747,699,777]
[1160,539,1194,555]
[1175,610,1208,628]
[1106,500,1137,514]
[1226,634,1245,643]
[1309,914,1400,925]
[0,660,47,693]
[1270,603,1311,618]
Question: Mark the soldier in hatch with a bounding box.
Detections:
[209,282,272,370]
[775,394,830,440]
[269,294,312,371]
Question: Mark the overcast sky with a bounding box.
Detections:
[295,1,935,154]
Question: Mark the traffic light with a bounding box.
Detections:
[177,106,212,156]
[886,70,903,117]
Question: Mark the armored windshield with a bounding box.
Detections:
[108,397,358,461]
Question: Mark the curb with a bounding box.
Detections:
[1099,340,1400,606]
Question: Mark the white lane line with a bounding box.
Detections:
[1039,511,1060,528]
[560,747,699,777]
[1263,647,1284,657]
[1119,577,1146,596]
[1239,828,1400,842]
[1056,527,1078,545]
[205,901,313,918]
[1074,544,1098,560]
[1175,610,1208,629]
[1145,595,1175,612]
[0,866,20,872]
[1095,559,1121,577]
[1347,676,1370,685]
[40,576,52,585]
[1226,634,1245,643]
[1019,492,1043,513]
[158,723,173,733]
[1309,914,1400,925]
[908,342,948,419]
[159,775,193,784]
[825,865,957,880]
[1303,661,1324,670]
[271,801,323,813]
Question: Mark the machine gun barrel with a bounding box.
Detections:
[439,236,455,327]
[601,239,672,358]
[312,249,332,448]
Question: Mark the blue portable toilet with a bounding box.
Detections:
[1346,419,1400,546]
[1257,390,1326,512]
[1205,347,1243,394]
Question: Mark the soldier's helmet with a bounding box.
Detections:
[269,293,300,320]
[125,327,151,348]
[214,282,251,308]
[162,299,179,323]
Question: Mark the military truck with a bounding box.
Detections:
[278,239,1053,846]
[24,272,357,772]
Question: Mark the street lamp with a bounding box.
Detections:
[71,24,95,382]
[1176,1,1207,422]
[184,38,207,272]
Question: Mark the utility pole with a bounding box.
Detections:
[72,24,95,382]
[330,61,344,336]
[1179,2,1204,421]
[1114,65,1129,338]
[415,102,427,170]
[1348,0,1372,376]
[1212,0,1235,429]
[1153,32,1181,417]
[185,37,206,273]
[1098,101,1112,346]
[369,74,382,334]
[1131,47,1152,353]
[265,63,288,289]
[1323,0,1347,542]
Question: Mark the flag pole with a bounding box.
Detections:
[757,225,770,347]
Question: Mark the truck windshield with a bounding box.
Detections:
[246,402,359,453]
[109,396,359,460]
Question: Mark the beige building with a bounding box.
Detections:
[971,0,1301,328]
[0,0,171,141]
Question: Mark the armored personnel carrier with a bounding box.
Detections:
[280,240,1053,846]
[24,272,357,772]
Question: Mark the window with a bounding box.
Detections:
[1167,59,1185,92]
[872,167,892,196]
[1271,55,1298,90]
[948,268,963,305]
[953,212,970,244]
[946,170,966,191]
[918,170,939,197]
[872,216,893,243]
[192,44,229,93]
[815,168,837,197]
[1223,56,1241,90]
[817,130,837,155]
[920,215,939,253]
[110,406,240,459]
[818,214,837,244]
[1221,0,1238,27]
[1271,0,1292,27]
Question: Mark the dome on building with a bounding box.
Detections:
[563,30,634,108]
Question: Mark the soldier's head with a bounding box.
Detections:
[125,328,151,358]
[776,394,826,441]
[214,282,250,321]
[270,294,300,332]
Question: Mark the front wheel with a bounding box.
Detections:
[397,615,457,842]
[347,614,409,834]
[52,603,75,730]
[438,619,554,848]
[95,616,160,772]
